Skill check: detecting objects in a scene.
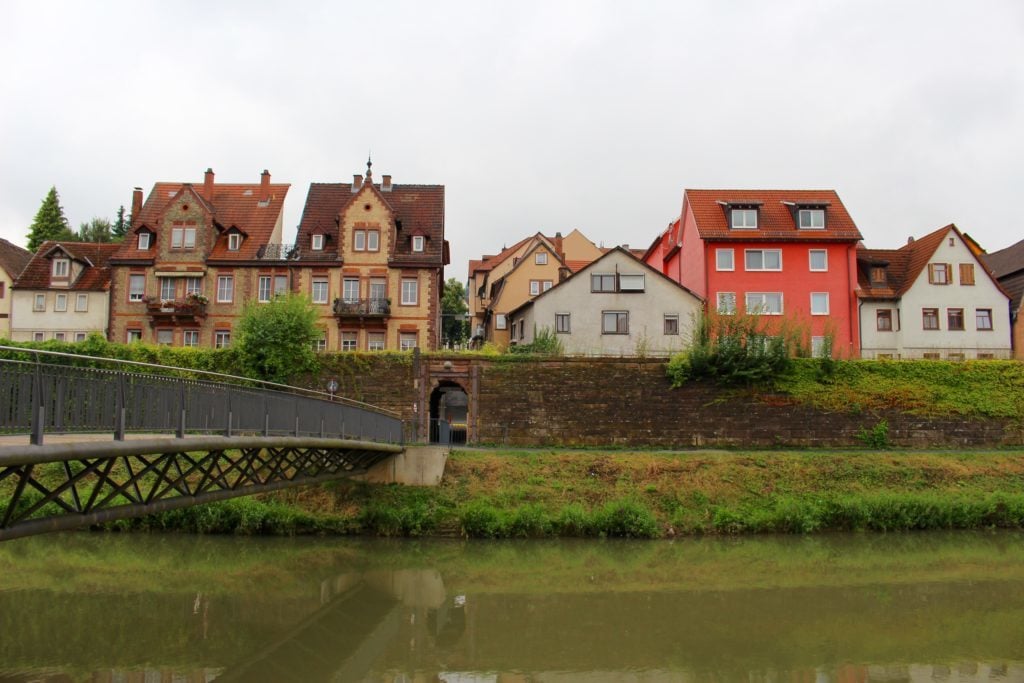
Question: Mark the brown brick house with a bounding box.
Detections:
[108,168,290,346]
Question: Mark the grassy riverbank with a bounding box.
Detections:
[108,448,1024,538]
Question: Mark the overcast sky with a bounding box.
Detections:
[2,0,1022,278]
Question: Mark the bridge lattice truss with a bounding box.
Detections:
[0,436,400,542]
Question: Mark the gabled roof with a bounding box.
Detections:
[14,241,120,291]
[294,180,446,266]
[112,177,289,262]
[0,238,32,279]
[469,235,535,276]
[982,237,1024,279]
[684,189,862,242]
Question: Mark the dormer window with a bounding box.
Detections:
[412,235,424,252]
[798,209,825,229]
[138,232,151,250]
[312,234,324,251]
[730,209,758,229]
[228,233,241,251]
[871,266,886,284]
[171,226,196,249]
[52,258,69,278]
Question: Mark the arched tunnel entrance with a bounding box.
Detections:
[429,381,468,444]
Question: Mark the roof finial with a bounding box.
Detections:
[366,153,373,183]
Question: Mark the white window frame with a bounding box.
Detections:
[156,329,173,346]
[730,209,758,229]
[535,252,548,265]
[52,258,69,278]
[216,275,234,303]
[54,293,67,312]
[214,331,231,348]
[75,293,88,312]
[159,278,176,301]
[274,275,288,296]
[664,314,680,335]
[811,336,826,357]
[343,278,360,303]
[602,310,629,335]
[495,314,507,330]
[185,277,202,297]
[542,280,553,292]
[716,292,736,315]
[401,278,418,306]
[126,329,142,343]
[399,332,417,351]
[74,332,87,342]
[183,330,199,347]
[311,234,324,251]
[311,277,329,304]
[54,332,66,342]
[138,232,150,250]
[33,293,45,311]
[618,274,645,292]
[810,292,830,315]
[33,332,45,342]
[798,209,825,229]
[312,330,327,352]
[128,274,145,302]
[591,274,616,292]
[367,332,385,351]
[809,249,828,272]
[184,227,196,248]
[976,308,993,331]
[530,280,540,296]
[341,331,358,351]
[258,275,272,302]
[228,233,241,251]
[745,249,782,271]
[353,230,366,251]
[745,292,783,315]
[716,248,735,271]
[367,230,380,252]
[412,235,424,252]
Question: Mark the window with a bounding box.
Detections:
[171,227,196,249]
[216,276,233,303]
[948,352,965,361]
[602,311,629,334]
[947,308,965,331]
[185,277,202,297]
[74,332,86,342]
[138,233,150,250]
[311,277,329,304]
[542,280,553,291]
[810,292,829,315]
[745,292,783,315]
[798,209,825,229]
[258,276,272,302]
[312,330,327,352]
[809,250,828,272]
[159,277,176,301]
[353,230,366,251]
[228,233,241,251]
[311,234,324,251]
[214,330,231,348]
[400,332,417,351]
[959,263,975,285]
[927,263,950,284]
[401,278,418,305]
[877,309,893,331]
[54,332,66,342]
[274,275,288,296]
[923,352,941,360]
[730,209,758,229]
[976,308,993,331]
[369,277,387,308]
[183,330,199,347]
[555,313,571,333]
[664,314,679,335]
[618,274,645,292]
[126,329,142,343]
[341,331,358,351]
[33,294,45,311]
[591,274,616,292]
[811,336,826,357]
[0,282,3,298]
[412,235,424,252]
[367,230,380,251]
[129,274,145,302]
[367,332,385,351]
[52,258,69,278]
[32,332,44,342]
[55,293,67,312]
[343,278,360,303]
[530,280,541,296]
[745,249,782,271]
[978,353,994,360]
[535,252,548,265]
[716,248,734,271]
[870,266,886,284]
[922,308,939,330]
[717,292,737,315]
[156,329,173,345]
[495,314,507,330]
[75,293,88,312]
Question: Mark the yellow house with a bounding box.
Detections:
[0,238,32,339]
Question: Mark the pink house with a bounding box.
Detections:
[644,189,864,356]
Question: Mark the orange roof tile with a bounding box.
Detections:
[685,189,862,242]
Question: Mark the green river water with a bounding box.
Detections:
[0,531,1022,682]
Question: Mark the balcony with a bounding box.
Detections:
[145,296,208,325]
[333,298,391,320]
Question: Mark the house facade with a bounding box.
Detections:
[859,225,1012,359]
[507,247,703,356]
[645,189,863,356]
[291,164,448,351]
[107,169,289,347]
[980,238,1024,359]
[0,238,32,339]
[10,241,119,342]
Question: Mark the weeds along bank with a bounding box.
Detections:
[106,449,1024,539]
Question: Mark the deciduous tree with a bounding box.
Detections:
[441,277,469,347]
[76,217,113,243]
[235,294,320,384]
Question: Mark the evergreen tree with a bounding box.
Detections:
[26,186,74,251]
[76,217,113,243]
[112,205,129,241]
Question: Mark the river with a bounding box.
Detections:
[0,531,1022,682]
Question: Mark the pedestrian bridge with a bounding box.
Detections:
[0,345,405,541]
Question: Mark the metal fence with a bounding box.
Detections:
[0,346,402,445]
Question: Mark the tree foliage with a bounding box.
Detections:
[112,205,129,241]
[667,312,791,387]
[26,186,75,251]
[235,295,321,383]
[76,217,113,243]
[441,277,470,347]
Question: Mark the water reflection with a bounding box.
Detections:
[0,532,1022,682]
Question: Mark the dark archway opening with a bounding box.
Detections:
[429,381,468,444]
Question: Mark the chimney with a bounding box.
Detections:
[131,187,143,225]
[554,231,563,258]
[382,174,392,192]
[352,174,363,192]
[907,236,915,245]
[260,169,271,201]
[203,168,215,199]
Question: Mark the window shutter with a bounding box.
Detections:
[927,264,935,283]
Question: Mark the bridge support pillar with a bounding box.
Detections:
[359,446,447,486]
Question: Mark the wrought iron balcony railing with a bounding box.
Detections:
[332,298,391,317]
[144,297,207,322]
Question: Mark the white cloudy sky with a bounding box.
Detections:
[2,0,1022,278]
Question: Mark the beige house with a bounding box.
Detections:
[468,229,603,349]
[507,247,703,356]
[0,238,32,339]
[10,241,119,342]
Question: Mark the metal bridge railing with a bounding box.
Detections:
[0,345,403,446]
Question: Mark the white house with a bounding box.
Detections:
[0,238,32,339]
[506,246,703,356]
[857,224,1012,359]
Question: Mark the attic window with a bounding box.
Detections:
[535,252,548,265]
[412,235,424,252]
[52,258,70,278]
[312,234,324,251]
[243,189,254,196]
[798,209,825,229]
[138,232,151,250]
[167,191,176,197]
[871,266,886,284]
[730,209,758,229]
[257,198,270,208]
[228,233,241,251]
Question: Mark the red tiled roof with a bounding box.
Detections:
[564,260,590,273]
[112,179,289,262]
[685,189,862,242]
[0,238,31,279]
[469,236,535,275]
[295,181,446,266]
[14,241,120,290]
